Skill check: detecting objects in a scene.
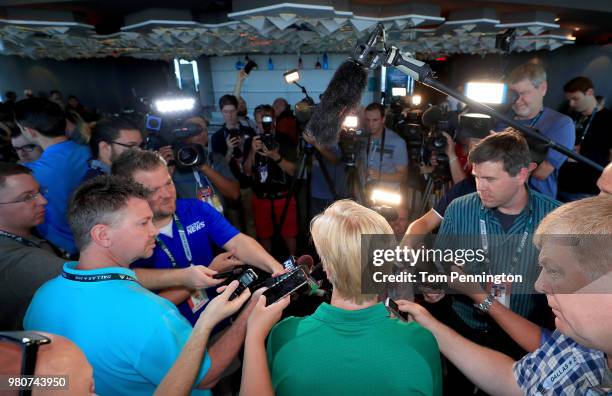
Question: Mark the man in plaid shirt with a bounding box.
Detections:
[397,195,612,395]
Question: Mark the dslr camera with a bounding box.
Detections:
[260,115,279,151]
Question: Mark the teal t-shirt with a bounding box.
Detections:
[267,302,442,396]
[24,262,212,396]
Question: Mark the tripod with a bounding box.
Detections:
[273,139,339,254]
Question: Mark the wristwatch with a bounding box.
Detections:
[474,294,495,313]
[274,156,283,164]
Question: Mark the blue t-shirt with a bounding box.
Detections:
[367,128,409,190]
[497,107,575,199]
[24,262,212,396]
[132,199,239,325]
[25,140,90,254]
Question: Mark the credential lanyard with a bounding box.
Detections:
[157,214,193,267]
[479,211,533,274]
[577,110,597,144]
[528,110,544,128]
[192,168,211,189]
[0,230,41,248]
[62,271,137,283]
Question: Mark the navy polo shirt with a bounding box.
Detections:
[132,199,239,325]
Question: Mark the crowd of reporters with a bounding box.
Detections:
[0,60,610,395]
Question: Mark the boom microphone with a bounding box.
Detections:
[305,60,368,146]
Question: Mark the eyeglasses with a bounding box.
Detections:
[14,144,39,153]
[111,141,145,150]
[0,188,47,205]
[0,331,51,377]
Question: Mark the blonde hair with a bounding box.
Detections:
[534,196,612,280]
[506,62,547,88]
[310,199,394,304]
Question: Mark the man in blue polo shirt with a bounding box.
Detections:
[13,98,90,255]
[112,149,284,325]
[496,62,575,199]
[24,176,254,396]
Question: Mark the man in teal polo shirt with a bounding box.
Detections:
[430,131,560,392]
[267,200,442,396]
[24,176,253,396]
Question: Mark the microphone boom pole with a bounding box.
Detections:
[358,24,603,173]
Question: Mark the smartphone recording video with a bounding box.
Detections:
[263,267,309,306]
[230,268,258,301]
[385,297,409,322]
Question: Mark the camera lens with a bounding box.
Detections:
[177,146,199,166]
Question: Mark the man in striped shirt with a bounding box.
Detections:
[428,131,560,392]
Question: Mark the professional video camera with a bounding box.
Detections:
[338,115,370,167]
[143,96,208,169]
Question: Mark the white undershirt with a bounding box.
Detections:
[158,221,174,238]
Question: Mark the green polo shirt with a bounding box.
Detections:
[435,188,559,330]
[267,302,442,396]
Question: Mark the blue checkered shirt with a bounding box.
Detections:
[513,330,611,395]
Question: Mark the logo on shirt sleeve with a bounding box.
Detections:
[186,221,206,235]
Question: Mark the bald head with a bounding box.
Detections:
[597,162,612,196]
[0,332,94,395]
[273,98,288,117]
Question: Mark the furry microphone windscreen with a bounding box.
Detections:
[305,60,368,146]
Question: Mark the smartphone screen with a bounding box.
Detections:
[230,269,258,300]
[263,267,308,305]
[385,297,409,322]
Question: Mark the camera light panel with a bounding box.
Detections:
[154,98,196,113]
[370,189,402,206]
[342,115,359,129]
[283,69,300,84]
[465,82,506,104]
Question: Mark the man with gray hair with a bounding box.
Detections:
[498,62,575,199]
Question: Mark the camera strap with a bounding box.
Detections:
[367,128,386,179]
[156,214,193,267]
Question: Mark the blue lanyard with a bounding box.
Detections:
[527,110,544,128]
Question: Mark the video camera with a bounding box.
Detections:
[143,96,208,169]
[338,115,370,167]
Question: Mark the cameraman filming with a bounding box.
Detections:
[244,105,298,256]
[364,103,408,190]
[172,116,240,212]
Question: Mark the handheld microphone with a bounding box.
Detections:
[305,60,368,146]
[296,254,314,272]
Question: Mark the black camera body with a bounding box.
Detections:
[145,120,207,169]
[261,132,279,151]
[339,127,370,166]
[175,143,208,168]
